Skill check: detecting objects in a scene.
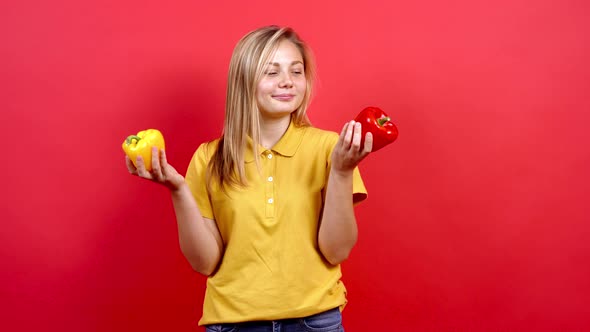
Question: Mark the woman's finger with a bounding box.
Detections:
[160,149,168,169]
[343,120,355,149]
[337,122,349,148]
[151,147,164,182]
[125,155,137,174]
[160,149,172,180]
[363,132,373,154]
[135,156,152,179]
[351,122,362,151]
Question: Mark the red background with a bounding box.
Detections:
[2,0,589,331]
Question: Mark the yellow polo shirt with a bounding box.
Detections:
[185,121,367,325]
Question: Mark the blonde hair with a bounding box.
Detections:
[207,26,316,190]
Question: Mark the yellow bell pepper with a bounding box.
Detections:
[122,129,165,171]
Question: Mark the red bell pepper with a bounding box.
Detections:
[354,106,398,152]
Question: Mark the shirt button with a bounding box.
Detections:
[268,198,274,204]
[267,154,273,159]
[267,176,273,182]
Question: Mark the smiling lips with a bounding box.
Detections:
[272,94,295,101]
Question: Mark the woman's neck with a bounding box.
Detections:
[259,115,291,149]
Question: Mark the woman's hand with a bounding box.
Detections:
[331,120,373,175]
[126,147,185,191]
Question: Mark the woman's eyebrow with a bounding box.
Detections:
[267,61,304,66]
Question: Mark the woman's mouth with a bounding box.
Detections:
[272,94,295,101]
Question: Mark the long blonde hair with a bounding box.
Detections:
[207,26,316,190]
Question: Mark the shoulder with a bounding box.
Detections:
[194,138,220,158]
[188,138,221,168]
[296,126,340,161]
[300,125,339,146]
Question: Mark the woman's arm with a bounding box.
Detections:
[127,148,223,276]
[170,185,224,276]
[318,121,372,265]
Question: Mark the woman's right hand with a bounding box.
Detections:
[125,147,185,192]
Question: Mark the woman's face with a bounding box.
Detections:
[256,40,307,120]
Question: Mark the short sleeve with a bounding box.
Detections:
[184,142,215,219]
[352,166,368,205]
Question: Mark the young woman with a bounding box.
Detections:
[126,25,373,332]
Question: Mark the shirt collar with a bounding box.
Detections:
[245,120,306,163]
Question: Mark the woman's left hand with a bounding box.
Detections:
[331,120,373,174]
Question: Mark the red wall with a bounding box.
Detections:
[2,0,589,331]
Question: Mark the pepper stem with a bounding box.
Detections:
[377,116,391,126]
[125,135,141,145]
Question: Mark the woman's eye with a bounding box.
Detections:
[266,72,277,76]
[292,71,303,75]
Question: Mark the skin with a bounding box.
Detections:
[319,120,372,264]
[125,39,373,274]
[256,40,307,148]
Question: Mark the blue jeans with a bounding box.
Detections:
[204,307,344,332]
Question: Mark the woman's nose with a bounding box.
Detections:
[279,73,293,88]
